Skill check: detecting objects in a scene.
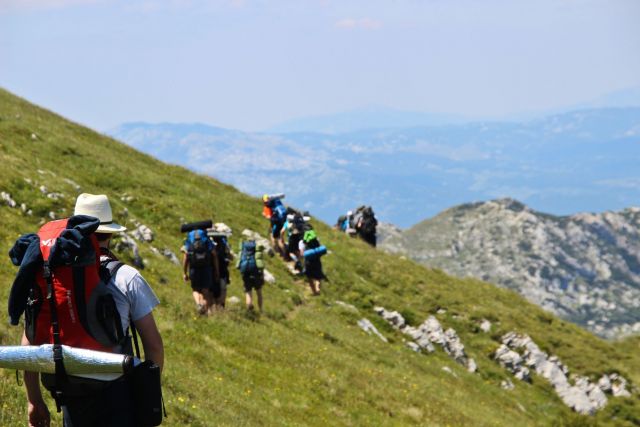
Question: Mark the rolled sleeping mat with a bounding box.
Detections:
[180,220,213,233]
[303,245,327,260]
[208,231,231,238]
[0,345,137,375]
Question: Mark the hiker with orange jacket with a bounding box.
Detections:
[262,193,287,257]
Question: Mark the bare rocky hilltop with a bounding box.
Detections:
[379,199,640,339]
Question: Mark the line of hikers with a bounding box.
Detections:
[181,193,332,315]
[262,193,327,296]
[7,190,376,426]
[335,205,378,247]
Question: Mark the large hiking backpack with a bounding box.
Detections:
[238,240,261,275]
[359,206,377,235]
[185,229,212,268]
[21,218,126,352]
[270,199,287,223]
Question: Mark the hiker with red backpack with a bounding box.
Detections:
[182,225,220,315]
[10,193,164,427]
[262,193,288,257]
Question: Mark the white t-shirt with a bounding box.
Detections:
[78,258,160,381]
[102,259,160,333]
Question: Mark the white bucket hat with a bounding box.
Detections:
[74,193,127,233]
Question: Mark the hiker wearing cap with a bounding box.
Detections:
[22,193,164,427]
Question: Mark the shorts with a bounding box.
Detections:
[304,259,324,280]
[288,233,302,255]
[242,272,264,292]
[271,219,285,238]
[189,266,213,292]
[211,277,229,299]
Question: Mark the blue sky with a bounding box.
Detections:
[1,0,639,131]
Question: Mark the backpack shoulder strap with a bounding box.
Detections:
[99,259,139,356]
[100,259,125,284]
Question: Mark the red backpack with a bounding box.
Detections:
[26,219,125,352]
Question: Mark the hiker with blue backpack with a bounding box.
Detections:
[262,193,288,258]
[182,225,220,315]
[299,228,327,296]
[237,239,266,311]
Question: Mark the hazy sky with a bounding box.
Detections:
[1,0,639,131]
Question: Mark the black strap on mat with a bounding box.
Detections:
[43,261,68,413]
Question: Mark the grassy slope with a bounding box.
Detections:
[0,88,638,426]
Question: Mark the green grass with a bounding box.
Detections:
[1,87,639,426]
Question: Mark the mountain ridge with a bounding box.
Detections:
[379,198,640,339]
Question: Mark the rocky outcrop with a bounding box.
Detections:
[374,307,476,372]
[357,318,388,343]
[114,233,144,268]
[1,192,17,208]
[380,199,640,339]
[495,332,631,415]
[131,224,154,242]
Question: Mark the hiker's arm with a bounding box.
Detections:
[22,332,50,427]
[134,313,164,373]
[182,252,189,282]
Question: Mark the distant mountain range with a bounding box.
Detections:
[110,107,640,228]
[379,198,640,339]
[267,107,468,134]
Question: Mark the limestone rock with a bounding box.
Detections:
[375,307,472,369]
[357,318,388,343]
[496,331,622,415]
[264,269,276,284]
[406,342,421,353]
[1,192,17,208]
[162,249,180,265]
[115,233,144,268]
[132,224,154,242]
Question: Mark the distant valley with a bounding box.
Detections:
[110,107,640,228]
